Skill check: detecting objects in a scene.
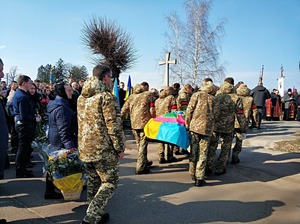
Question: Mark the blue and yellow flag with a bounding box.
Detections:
[125,75,133,100]
[113,78,120,110]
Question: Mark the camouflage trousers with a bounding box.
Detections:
[84,158,119,223]
[256,107,264,128]
[206,131,233,173]
[132,129,148,172]
[158,143,174,161]
[189,132,210,180]
[251,108,259,127]
[231,131,243,161]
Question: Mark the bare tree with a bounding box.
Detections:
[81,17,137,79]
[165,0,226,86]
[7,66,18,82]
[165,12,186,85]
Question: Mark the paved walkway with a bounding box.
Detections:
[0,121,299,223]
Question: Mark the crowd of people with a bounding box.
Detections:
[1,57,300,223]
[121,76,299,183]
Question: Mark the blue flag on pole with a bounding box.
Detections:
[49,70,54,84]
[113,78,120,110]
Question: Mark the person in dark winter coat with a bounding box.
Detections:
[250,82,271,129]
[283,88,296,121]
[45,82,77,199]
[27,82,42,168]
[118,81,126,109]
[0,58,9,180]
[47,82,77,151]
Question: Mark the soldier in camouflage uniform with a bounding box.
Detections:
[77,65,125,224]
[121,83,156,174]
[206,81,246,176]
[174,84,193,155]
[155,86,178,163]
[185,81,216,187]
[177,84,193,110]
[231,84,254,164]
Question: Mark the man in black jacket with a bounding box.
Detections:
[13,75,41,178]
[250,81,271,129]
[118,82,126,109]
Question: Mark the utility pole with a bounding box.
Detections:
[159,52,177,87]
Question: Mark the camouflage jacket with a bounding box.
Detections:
[214,82,246,133]
[236,84,254,125]
[155,87,177,116]
[177,87,192,111]
[77,76,125,162]
[121,84,155,129]
[185,82,216,136]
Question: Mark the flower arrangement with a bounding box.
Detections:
[48,149,85,179]
[48,149,85,200]
[32,141,86,200]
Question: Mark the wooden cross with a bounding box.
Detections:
[159,52,177,87]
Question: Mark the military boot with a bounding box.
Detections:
[195,179,206,187]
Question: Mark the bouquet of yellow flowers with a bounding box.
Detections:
[48,149,84,178]
[47,149,85,200]
[32,141,85,200]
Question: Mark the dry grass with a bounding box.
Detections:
[273,131,300,152]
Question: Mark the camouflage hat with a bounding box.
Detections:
[219,81,233,94]
[237,84,250,96]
